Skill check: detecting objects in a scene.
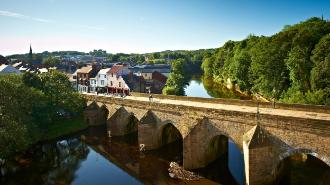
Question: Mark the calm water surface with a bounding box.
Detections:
[1,127,237,185]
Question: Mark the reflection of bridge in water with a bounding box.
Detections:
[83,93,330,185]
[82,127,219,185]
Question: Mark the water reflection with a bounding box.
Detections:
[185,76,251,100]
[80,126,220,185]
[1,126,221,185]
[228,141,245,185]
[2,125,328,185]
[184,76,212,98]
[1,137,89,185]
[278,154,330,185]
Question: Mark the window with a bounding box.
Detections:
[112,73,113,77]
[119,82,121,87]
[101,80,104,85]
[104,75,106,78]
[110,81,113,86]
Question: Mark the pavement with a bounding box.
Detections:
[86,93,330,122]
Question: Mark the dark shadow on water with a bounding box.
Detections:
[278,154,330,185]
[193,154,239,185]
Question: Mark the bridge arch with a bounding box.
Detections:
[159,120,183,146]
[272,148,330,185]
[274,148,330,173]
[183,117,244,170]
[84,101,109,126]
[106,106,138,137]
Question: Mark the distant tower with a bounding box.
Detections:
[28,44,33,64]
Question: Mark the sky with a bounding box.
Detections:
[0,0,329,56]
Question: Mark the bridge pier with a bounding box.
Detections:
[183,118,229,169]
[138,110,162,150]
[84,101,108,126]
[138,110,182,150]
[243,125,286,185]
[106,106,138,136]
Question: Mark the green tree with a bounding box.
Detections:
[0,115,29,158]
[43,56,60,68]
[311,33,330,91]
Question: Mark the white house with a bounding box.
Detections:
[0,64,21,75]
[89,76,97,93]
[96,68,111,92]
[107,64,131,94]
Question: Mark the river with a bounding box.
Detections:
[0,126,239,185]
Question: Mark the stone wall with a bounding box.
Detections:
[106,107,138,136]
[83,94,330,185]
[131,92,330,113]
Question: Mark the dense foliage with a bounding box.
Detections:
[162,50,214,95]
[0,71,85,159]
[202,17,330,105]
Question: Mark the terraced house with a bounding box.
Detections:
[77,65,97,93]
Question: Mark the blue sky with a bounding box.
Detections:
[0,0,329,55]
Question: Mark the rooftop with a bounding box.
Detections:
[109,65,124,74]
[77,66,93,73]
[98,68,111,74]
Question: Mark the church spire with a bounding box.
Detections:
[28,44,33,63]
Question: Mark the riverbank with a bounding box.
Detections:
[0,117,88,175]
[42,116,88,141]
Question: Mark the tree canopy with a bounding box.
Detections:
[202,17,330,105]
[0,72,85,159]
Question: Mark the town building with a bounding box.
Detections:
[67,71,78,90]
[150,71,167,94]
[12,62,23,69]
[122,73,147,93]
[129,64,171,77]
[76,65,97,93]
[28,45,43,70]
[89,73,97,93]
[0,64,22,75]
[107,64,131,94]
[96,68,111,93]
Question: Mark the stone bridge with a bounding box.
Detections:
[83,93,330,185]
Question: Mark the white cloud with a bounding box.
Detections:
[0,10,29,19]
[0,10,54,23]
[0,10,104,31]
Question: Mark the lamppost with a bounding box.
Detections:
[256,94,260,123]
[272,87,276,109]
